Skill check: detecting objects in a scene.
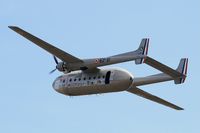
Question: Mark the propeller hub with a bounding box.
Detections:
[50,56,70,74]
[56,62,65,72]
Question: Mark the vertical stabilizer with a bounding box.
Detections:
[175,58,188,84]
[135,38,149,64]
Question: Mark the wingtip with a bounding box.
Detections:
[8,26,24,34]
[8,26,14,28]
[8,26,19,30]
[176,107,184,110]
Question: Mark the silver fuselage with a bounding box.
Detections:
[53,68,133,96]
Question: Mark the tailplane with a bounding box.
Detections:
[143,56,188,84]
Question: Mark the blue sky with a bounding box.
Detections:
[1,0,199,132]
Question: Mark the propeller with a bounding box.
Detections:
[53,55,58,64]
[49,55,59,74]
[49,68,57,74]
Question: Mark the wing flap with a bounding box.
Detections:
[127,87,183,110]
[9,26,83,63]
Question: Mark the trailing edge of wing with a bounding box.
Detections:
[127,87,183,110]
[9,26,83,63]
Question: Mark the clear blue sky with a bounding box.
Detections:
[1,0,199,132]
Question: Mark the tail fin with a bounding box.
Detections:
[135,38,149,64]
[175,58,188,84]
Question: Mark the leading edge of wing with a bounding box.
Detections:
[127,87,183,110]
[9,26,83,64]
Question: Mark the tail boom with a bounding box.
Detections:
[141,57,188,85]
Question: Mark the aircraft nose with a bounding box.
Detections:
[52,79,62,93]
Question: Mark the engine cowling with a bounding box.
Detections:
[56,62,70,72]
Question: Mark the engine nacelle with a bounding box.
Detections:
[56,62,70,73]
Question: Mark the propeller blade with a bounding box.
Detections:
[49,68,57,74]
[53,56,58,64]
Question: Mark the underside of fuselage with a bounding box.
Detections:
[53,68,133,96]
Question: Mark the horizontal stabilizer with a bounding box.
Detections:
[143,56,188,84]
[127,87,183,110]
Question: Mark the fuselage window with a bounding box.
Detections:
[89,77,91,80]
[98,76,101,79]
[63,79,65,83]
[84,77,86,80]
[79,78,81,81]
[102,76,105,79]
[74,79,77,81]
[69,79,72,82]
[93,77,96,79]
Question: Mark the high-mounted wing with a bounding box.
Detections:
[127,87,183,110]
[9,26,83,63]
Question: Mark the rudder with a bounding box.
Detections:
[135,38,149,64]
[175,58,188,84]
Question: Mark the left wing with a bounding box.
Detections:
[127,87,183,110]
[9,26,83,63]
[9,26,152,72]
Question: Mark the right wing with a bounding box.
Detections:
[127,87,183,110]
[9,26,83,63]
